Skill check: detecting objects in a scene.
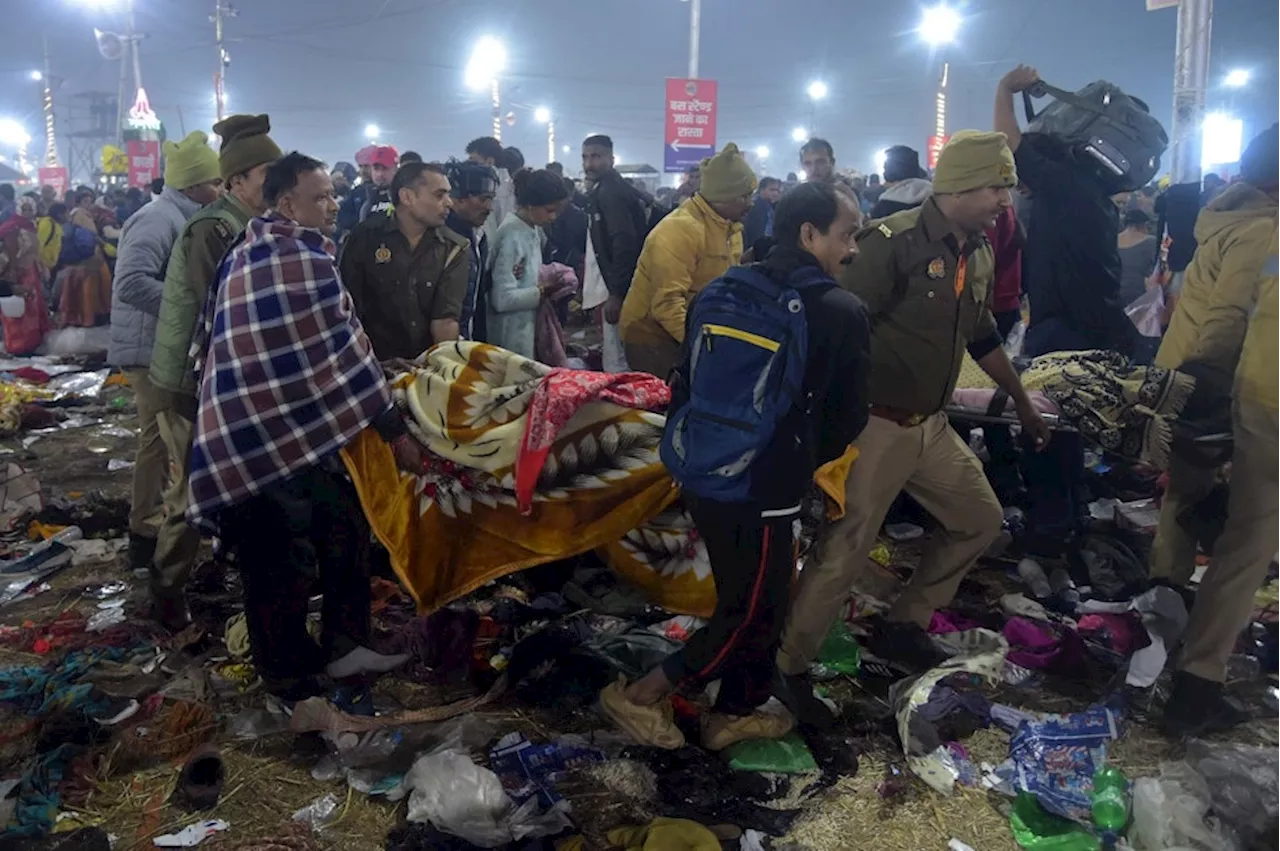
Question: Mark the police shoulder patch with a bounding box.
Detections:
[877,223,893,239]
[212,220,233,240]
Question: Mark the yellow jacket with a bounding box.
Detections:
[619,194,742,348]
[1156,183,1278,374]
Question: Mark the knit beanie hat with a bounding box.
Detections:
[1240,123,1279,189]
[932,130,1017,195]
[698,143,758,203]
[883,145,925,183]
[212,114,283,180]
[162,131,220,190]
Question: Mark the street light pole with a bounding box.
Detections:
[212,0,235,123]
[1169,0,1213,184]
[687,0,701,79]
[42,36,59,167]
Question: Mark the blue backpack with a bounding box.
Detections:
[660,264,830,502]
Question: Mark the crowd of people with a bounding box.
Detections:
[0,63,1274,748]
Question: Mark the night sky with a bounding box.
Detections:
[2,0,1277,179]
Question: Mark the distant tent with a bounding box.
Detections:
[0,163,25,183]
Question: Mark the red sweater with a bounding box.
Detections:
[987,207,1023,314]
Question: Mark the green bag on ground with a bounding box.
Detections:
[815,619,862,675]
[724,731,818,774]
[1010,794,1098,850]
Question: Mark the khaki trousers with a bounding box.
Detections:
[1179,401,1279,682]
[624,335,681,381]
[125,369,166,538]
[152,409,201,600]
[1149,452,1218,584]
[777,413,1003,675]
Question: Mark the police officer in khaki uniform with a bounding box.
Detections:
[147,113,281,630]
[778,131,1050,687]
[339,162,470,361]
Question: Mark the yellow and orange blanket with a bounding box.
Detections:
[342,342,853,620]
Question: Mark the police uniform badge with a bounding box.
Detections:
[927,257,946,279]
[374,243,392,264]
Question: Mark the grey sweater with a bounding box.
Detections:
[108,186,202,368]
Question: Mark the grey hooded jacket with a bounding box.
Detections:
[108,186,203,368]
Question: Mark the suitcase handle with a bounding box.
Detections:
[1021,81,1105,124]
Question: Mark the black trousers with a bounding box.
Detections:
[220,463,371,699]
[661,498,796,716]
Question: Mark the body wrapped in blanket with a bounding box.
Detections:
[342,342,851,620]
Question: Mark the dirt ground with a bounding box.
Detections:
[0,375,1276,851]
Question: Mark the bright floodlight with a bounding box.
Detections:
[534,106,551,124]
[364,123,380,140]
[875,148,888,175]
[29,70,43,82]
[1202,111,1244,171]
[465,36,508,91]
[0,118,31,148]
[1224,69,1250,88]
[919,4,962,46]
[791,127,808,143]
[755,145,770,159]
[807,80,828,101]
[562,144,571,154]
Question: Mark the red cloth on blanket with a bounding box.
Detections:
[515,368,670,513]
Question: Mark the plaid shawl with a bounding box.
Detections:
[186,214,392,530]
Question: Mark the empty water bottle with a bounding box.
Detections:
[1091,764,1129,848]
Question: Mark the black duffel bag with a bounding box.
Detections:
[1023,80,1169,192]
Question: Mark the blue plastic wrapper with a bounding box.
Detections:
[488,733,604,808]
[1001,703,1125,823]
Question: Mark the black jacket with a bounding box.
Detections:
[587,170,646,298]
[731,247,872,509]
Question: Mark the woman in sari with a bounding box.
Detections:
[54,188,114,327]
[0,197,52,354]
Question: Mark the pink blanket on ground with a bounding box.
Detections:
[951,388,1059,416]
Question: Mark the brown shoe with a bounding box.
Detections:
[701,709,794,752]
[599,676,685,749]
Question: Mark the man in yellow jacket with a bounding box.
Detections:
[1163,224,1278,737]
[619,143,755,378]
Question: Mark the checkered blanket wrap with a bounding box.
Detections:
[186,214,392,530]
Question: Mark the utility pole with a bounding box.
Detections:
[1169,0,1213,183]
[686,0,701,78]
[212,0,235,123]
[42,36,59,167]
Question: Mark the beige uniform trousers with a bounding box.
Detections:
[152,408,201,599]
[1149,452,1219,585]
[125,369,166,538]
[1179,401,1279,682]
[777,412,1003,675]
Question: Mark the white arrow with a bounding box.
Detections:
[670,139,714,153]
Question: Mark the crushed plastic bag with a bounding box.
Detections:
[1125,285,1165,338]
[724,731,818,774]
[292,792,340,833]
[1008,793,1097,851]
[815,619,862,676]
[489,732,603,806]
[998,703,1125,823]
[404,748,572,848]
[1130,766,1241,851]
[45,368,109,402]
[1184,738,1278,849]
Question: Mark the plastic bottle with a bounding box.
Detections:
[1091,764,1129,848]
